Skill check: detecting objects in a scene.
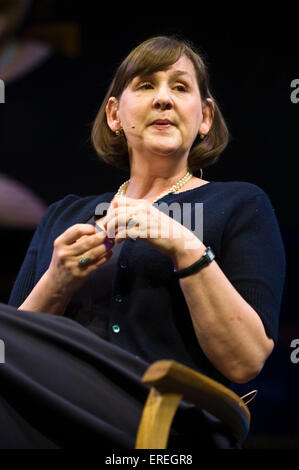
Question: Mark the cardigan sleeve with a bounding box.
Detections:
[8,193,109,309]
[8,200,62,308]
[219,188,286,343]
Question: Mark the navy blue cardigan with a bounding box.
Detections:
[9,181,286,385]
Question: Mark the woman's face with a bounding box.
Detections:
[107,55,212,161]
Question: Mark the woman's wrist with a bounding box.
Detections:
[171,236,206,272]
[43,269,74,303]
[18,270,72,315]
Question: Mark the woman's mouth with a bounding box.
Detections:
[150,119,174,131]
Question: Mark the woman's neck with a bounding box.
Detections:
[124,168,192,201]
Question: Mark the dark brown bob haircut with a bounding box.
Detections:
[91,36,230,172]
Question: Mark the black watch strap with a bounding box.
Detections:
[174,247,215,279]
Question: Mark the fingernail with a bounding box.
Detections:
[104,238,114,249]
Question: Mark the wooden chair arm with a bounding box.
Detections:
[135,360,250,449]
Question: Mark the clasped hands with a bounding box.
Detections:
[99,196,202,258]
[47,196,202,297]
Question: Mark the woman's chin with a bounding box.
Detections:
[147,140,183,157]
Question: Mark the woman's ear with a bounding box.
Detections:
[199,98,214,136]
[105,97,121,132]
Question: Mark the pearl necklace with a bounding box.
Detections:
[115,170,193,204]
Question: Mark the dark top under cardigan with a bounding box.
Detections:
[9,181,286,386]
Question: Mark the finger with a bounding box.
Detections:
[94,221,105,233]
[115,227,139,242]
[107,199,140,220]
[55,224,96,246]
[100,207,124,233]
[103,205,131,222]
[102,205,140,231]
[94,249,113,267]
[70,231,113,256]
[106,213,140,238]
[77,238,114,268]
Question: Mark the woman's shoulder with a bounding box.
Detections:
[207,181,278,225]
[199,180,271,205]
[208,179,267,195]
[180,179,270,203]
[209,182,276,221]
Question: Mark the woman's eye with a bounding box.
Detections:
[174,84,187,92]
[136,82,187,92]
[138,83,153,90]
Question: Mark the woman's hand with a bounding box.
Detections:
[46,223,115,298]
[100,196,202,261]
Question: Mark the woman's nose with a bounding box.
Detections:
[152,88,173,110]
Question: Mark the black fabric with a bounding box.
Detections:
[0,304,235,449]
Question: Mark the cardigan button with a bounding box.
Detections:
[119,261,127,269]
[114,294,123,303]
[112,324,120,334]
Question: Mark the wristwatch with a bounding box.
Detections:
[174,247,215,279]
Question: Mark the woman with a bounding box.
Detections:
[1,36,286,449]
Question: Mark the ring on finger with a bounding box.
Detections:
[78,255,91,267]
[127,216,138,228]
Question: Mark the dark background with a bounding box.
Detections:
[1,0,298,448]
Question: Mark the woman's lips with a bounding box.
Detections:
[152,123,173,130]
[150,120,174,131]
